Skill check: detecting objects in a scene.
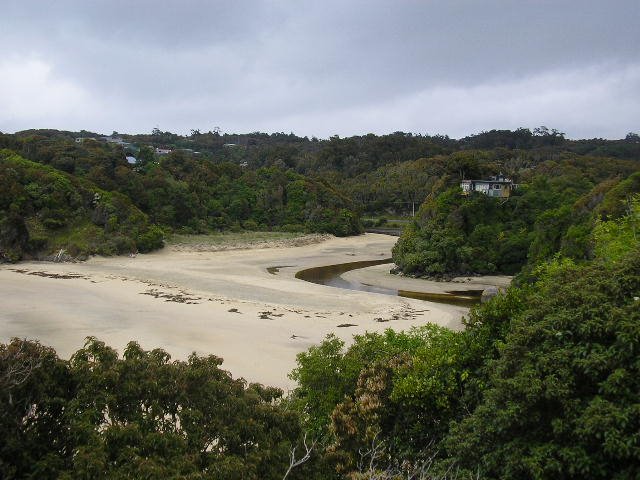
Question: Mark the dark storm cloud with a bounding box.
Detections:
[1,0,639,138]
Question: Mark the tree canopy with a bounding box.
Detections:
[1,338,306,479]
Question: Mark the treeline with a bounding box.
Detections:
[2,198,639,478]
[339,137,640,217]
[4,128,640,217]
[91,127,640,172]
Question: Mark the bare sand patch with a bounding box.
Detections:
[0,234,499,391]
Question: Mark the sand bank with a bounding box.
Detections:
[343,264,511,294]
[0,234,502,391]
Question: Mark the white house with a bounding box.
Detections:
[461,174,517,198]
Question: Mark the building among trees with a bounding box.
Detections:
[460,174,516,198]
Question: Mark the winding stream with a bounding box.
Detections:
[291,258,482,307]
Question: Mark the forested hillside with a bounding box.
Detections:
[3,128,640,218]
[0,150,163,261]
[0,132,364,261]
[393,159,640,277]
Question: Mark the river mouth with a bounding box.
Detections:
[293,259,481,307]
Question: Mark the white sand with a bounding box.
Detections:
[0,234,499,391]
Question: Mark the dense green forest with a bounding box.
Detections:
[0,150,164,261]
[1,127,639,263]
[1,127,640,477]
[0,131,365,262]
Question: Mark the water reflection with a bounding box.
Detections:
[294,259,481,307]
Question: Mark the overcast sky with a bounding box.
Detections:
[1,1,639,139]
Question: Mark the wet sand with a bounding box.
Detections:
[0,234,502,391]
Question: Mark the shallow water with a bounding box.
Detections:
[293,259,481,307]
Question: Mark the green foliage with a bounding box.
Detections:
[593,194,639,264]
[0,338,306,480]
[393,160,640,277]
[289,326,478,475]
[135,224,164,253]
[1,135,364,242]
[385,327,471,454]
[594,172,640,219]
[393,186,531,276]
[289,335,352,436]
[0,150,160,261]
[0,339,73,479]
[291,211,640,478]
[290,253,640,478]
[288,329,434,437]
[446,249,640,479]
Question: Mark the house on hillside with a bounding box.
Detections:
[461,174,517,198]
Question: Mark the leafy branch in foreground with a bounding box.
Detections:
[0,337,312,480]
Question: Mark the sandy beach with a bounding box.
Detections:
[0,234,502,391]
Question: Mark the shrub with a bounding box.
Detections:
[136,225,164,253]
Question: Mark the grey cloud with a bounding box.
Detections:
[1,0,639,137]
